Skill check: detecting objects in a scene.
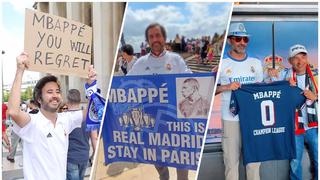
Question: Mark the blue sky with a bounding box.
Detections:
[3,2,25,38]
[1,1,38,86]
[123,2,232,53]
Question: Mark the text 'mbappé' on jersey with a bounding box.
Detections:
[230,81,305,164]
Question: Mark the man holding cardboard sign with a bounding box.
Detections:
[7,52,97,180]
[24,9,92,78]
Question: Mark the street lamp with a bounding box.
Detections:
[1,50,5,102]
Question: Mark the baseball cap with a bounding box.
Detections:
[227,23,250,37]
[289,44,308,59]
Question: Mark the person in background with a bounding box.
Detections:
[6,103,26,163]
[66,89,98,180]
[28,100,39,114]
[2,102,11,151]
[118,44,137,76]
[59,103,68,113]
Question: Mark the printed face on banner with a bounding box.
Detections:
[176,77,214,119]
[24,9,92,77]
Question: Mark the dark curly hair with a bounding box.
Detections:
[33,75,60,107]
[121,44,134,56]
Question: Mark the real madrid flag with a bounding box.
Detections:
[85,80,106,131]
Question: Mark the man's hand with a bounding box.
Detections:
[87,65,97,85]
[287,78,297,86]
[227,82,241,91]
[267,68,279,78]
[16,52,29,72]
[303,86,317,101]
[215,82,241,95]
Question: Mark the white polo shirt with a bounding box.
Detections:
[12,110,83,180]
[127,50,192,75]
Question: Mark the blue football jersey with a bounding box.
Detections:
[230,81,305,165]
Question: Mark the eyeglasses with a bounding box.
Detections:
[61,107,68,110]
[230,36,249,43]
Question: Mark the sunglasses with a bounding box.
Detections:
[61,107,68,110]
[230,36,249,43]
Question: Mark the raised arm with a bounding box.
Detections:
[8,52,31,128]
[82,65,97,119]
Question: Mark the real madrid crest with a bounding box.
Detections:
[239,23,245,32]
[166,63,172,71]
[226,69,232,75]
[250,66,255,73]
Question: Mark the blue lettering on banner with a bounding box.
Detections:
[102,73,215,170]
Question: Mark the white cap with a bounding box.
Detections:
[227,23,249,37]
[289,44,308,59]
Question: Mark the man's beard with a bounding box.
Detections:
[41,98,61,113]
[151,42,163,52]
[233,45,246,54]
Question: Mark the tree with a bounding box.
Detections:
[3,90,9,102]
[21,86,33,101]
[3,86,34,102]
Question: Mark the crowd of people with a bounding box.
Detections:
[133,33,225,67]
[2,100,38,165]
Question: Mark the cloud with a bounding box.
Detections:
[1,1,39,87]
[124,5,184,37]
[123,2,231,53]
[2,13,39,86]
[7,1,34,15]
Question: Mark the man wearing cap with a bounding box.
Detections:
[268,44,318,180]
[216,22,263,180]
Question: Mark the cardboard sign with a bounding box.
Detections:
[24,9,92,77]
[102,73,216,170]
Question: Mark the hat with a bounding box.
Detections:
[289,44,308,59]
[227,23,249,37]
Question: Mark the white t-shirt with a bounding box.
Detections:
[127,50,192,75]
[219,53,263,121]
[12,110,83,180]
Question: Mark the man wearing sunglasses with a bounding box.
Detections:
[216,22,264,180]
